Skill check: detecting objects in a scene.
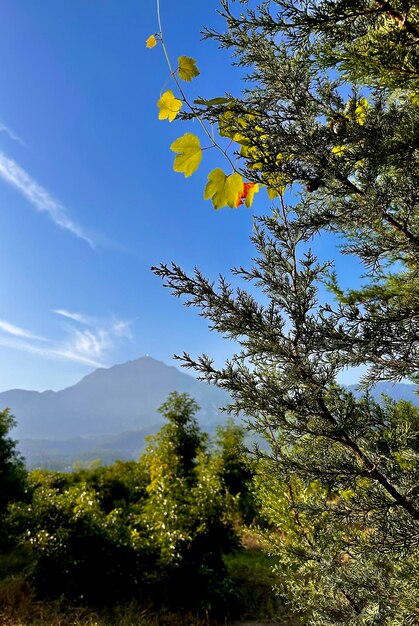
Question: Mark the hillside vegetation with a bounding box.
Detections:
[0,393,287,625]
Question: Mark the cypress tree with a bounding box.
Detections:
[153,1,419,621]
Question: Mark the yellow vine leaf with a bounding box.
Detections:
[170,133,202,178]
[237,182,259,208]
[245,183,259,207]
[146,35,157,48]
[178,56,200,82]
[332,145,347,156]
[204,169,244,210]
[266,172,290,199]
[409,93,419,106]
[218,111,250,145]
[355,98,369,125]
[157,90,182,122]
[267,186,284,200]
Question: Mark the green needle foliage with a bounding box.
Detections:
[152,1,419,622]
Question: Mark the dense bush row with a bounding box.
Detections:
[0,394,255,617]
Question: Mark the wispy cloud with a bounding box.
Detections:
[57,314,133,365]
[53,309,88,324]
[65,328,109,362]
[0,123,26,147]
[0,152,94,247]
[0,319,47,341]
[0,335,105,368]
[0,311,134,369]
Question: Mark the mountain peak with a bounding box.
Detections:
[2,356,229,440]
[74,356,182,388]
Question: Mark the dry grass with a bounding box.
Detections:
[0,578,222,626]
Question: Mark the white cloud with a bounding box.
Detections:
[0,335,105,368]
[109,318,134,338]
[0,319,46,341]
[0,123,26,147]
[0,152,94,247]
[53,309,88,324]
[68,328,108,360]
[50,345,106,367]
[0,311,133,370]
[59,316,133,363]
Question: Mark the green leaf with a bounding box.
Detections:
[194,97,232,106]
[178,56,200,82]
[157,90,182,122]
[170,133,202,178]
[204,169,244,210]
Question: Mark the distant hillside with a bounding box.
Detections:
[0,356,231,441]
[347,381,418,405]
[18,427,158,471]
[2,358,417,469]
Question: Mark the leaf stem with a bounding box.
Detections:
[156,0,174,76]
[156,0,238,174]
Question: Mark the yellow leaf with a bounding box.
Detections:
[244,183,259,208]
[355,98,369,125]
[236,182,259,207]
[157,90,182,122]
[204,169,244,210]
[344,97,369,125]
[266,172,290,199]
[275,152,293,164]
[409,93,419,106]
[218,111,249,145]
[146,35,157,48]
[170,133,202,178]
[178,56,200,82]
[267,186,284,200]
[332,145,346,156]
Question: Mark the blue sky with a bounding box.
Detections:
[0,0,360,392]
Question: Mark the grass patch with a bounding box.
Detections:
[0,534,297,625]
[0,576,223,626]
[224,529,298,625]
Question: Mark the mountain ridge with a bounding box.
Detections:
[1,357,417,469]
[0,356,230,441]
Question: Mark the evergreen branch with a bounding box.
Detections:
[333,172,419,248]
[316,395,419,520]
[375,0,419,40]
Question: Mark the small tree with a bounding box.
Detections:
[0,409,26,541]
[213,419,256,524]
[139,392,237,613]
[151,391,204,480]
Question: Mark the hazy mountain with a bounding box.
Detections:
[2,357,417,469]
[347,381,418,404]
[1,357,231,441]
[18,427,158,471]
